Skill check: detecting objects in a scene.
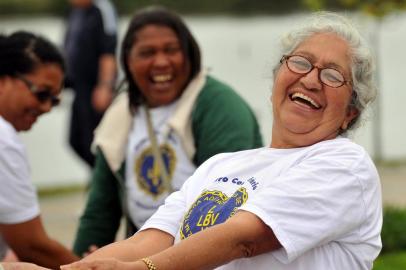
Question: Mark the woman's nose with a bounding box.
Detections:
[299,68,322,91]
[153,52,170,67]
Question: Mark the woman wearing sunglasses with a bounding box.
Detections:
[0,31,78,269]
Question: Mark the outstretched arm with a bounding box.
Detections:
[0,216,78,269]
[0,262,51,270]
[142,210,281,270]
[62,210,281,270]
[79,228,174,262]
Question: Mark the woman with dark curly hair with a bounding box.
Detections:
[0,31,78,269]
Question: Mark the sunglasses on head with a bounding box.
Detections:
[16,74,61,106]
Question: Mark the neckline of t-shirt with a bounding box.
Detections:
[262,137,349,154]
[148,99,179,117]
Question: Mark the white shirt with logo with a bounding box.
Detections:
[0,116,40,258]
[126,103,196,228]
[141,137,382,270]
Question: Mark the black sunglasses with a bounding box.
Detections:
[16,75,61,106]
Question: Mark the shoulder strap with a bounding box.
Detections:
[143,105,173,193]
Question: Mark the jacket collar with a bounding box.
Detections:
[92,70,207,172]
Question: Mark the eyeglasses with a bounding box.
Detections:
[280,55,351,88]
[16,75,61,106]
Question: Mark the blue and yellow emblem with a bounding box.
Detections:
[180,187,248,239]
[135,143,176,198]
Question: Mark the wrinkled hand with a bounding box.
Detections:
[60,258,141,270]
[1,262,51,270]
[92,85,113,113]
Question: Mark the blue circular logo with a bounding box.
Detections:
[135,144,176,198]
[180,187,248,239]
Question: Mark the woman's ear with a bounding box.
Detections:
[341,106,359,130]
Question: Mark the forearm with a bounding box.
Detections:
[1,217,78,269]
[82,229,174,262]
[144,211,281,270]
[16,238,77,269]
[97,54,116,87]
[1,262,50,270]
[92,54,117,111]
[61,212,280,270]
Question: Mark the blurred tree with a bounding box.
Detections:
[112,0,305,15]
[302,0,406,161]
[0,0,68,15]
[0,0,305,16]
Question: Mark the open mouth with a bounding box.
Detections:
[290,92,321,110]
[151,74,173,83]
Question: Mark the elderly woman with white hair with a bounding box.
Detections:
[62,11,382,270]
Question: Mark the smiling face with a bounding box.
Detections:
[271,32,358,148]
[0,63,63,131]
[127,25,191,107]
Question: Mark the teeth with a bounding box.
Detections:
[152,74,172,83]
[291,92,321,109]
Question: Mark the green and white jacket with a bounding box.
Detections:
[73,71,263,256]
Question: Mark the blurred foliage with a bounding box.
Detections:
[373,251,406,270]
[381,206,406,253]
[114,0,305,16]
[302,0,406,17]
[0,0,68,16]
[1,0,406,16]
[0,0,361,16]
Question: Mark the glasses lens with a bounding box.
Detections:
[35,91,60,106]
[287,55,312,73]
[35,91,52,102]
[50,97,61,106]
[320,69,345,88]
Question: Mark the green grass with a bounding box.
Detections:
[373,252,406,270]
[37,184,85,198]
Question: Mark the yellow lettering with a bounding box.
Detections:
[211,213,219,224]
[207,205,216,214]
[197,215,204,226]
[203,214,211,226]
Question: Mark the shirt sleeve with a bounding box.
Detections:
[240,148,377,263]
[95,0,117,54]
[0,143,39,224]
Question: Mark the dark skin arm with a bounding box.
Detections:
[1,262,50,270]
[0,216,78,269]
[92,55,116,113]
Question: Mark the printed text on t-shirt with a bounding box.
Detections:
[214,176,258,190]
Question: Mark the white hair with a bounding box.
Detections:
[273,12,377,132]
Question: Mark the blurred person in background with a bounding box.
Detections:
[64,0,118,167]
[72,6,263,257]
[63,12,382,270]
[0,31,78,269]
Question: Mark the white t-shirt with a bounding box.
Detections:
[126,104,196,228]
[141,137,382,270]
[0,116,40,258]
